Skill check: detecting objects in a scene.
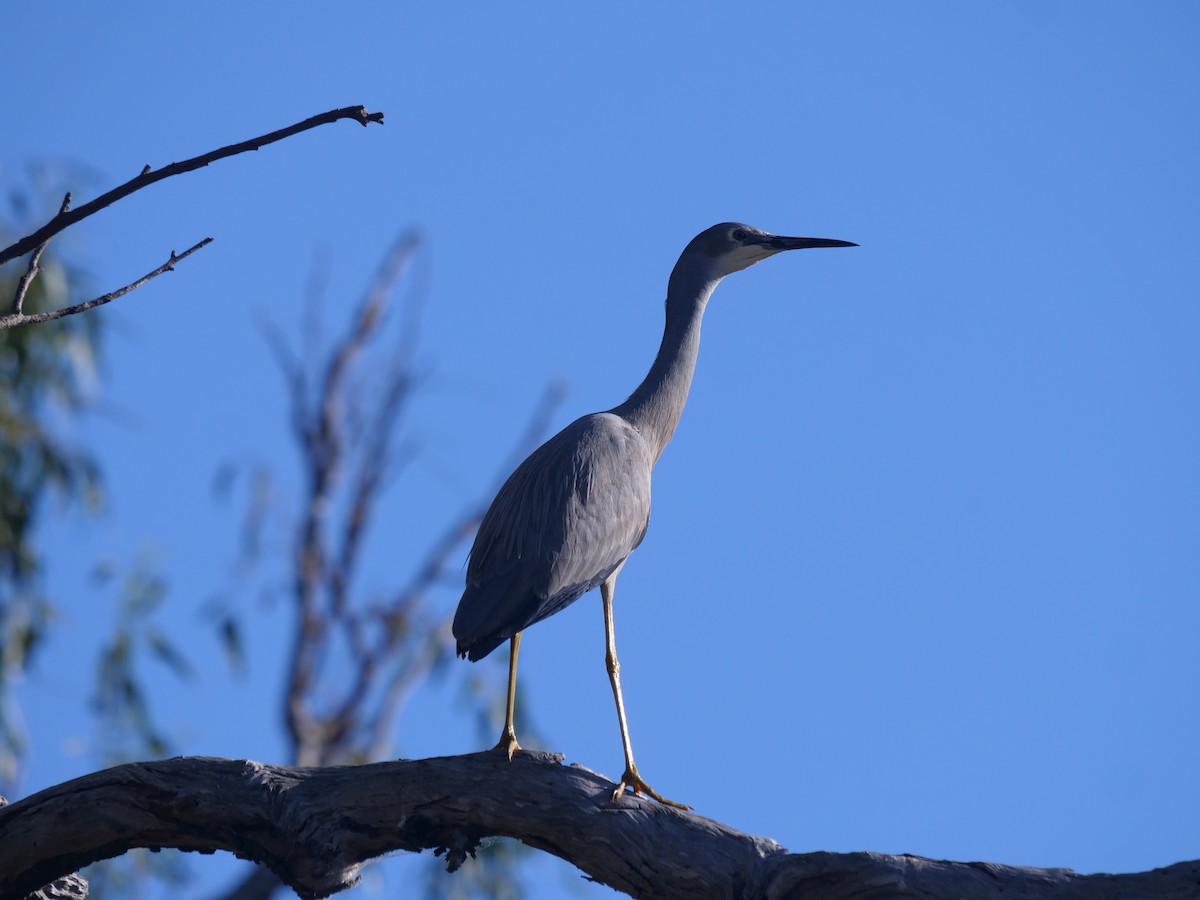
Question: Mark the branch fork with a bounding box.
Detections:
[1,105,384,330]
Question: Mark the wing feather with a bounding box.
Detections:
[453,413,651,660]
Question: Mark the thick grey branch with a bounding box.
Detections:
[0,754,1194,900]
[0,106,384,268]
[0,795,88,900]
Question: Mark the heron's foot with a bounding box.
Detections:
[612,764,690,810]
[493,728,522,762]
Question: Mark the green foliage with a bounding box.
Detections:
[0,172,543,893]
[90,552,192,764]
[82,552,195,899]
[0,173,104,786]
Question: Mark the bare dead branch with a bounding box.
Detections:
[0,795,89,900]
[1,754,1195,900]
[8,194,72,318]
[328,230,424,620]
[0,107,384,268]
[313,230,421,469]
[0,239,213,330]
[279,230,424,764]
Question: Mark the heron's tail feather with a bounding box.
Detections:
[452,563,603,662]
[452,566,537,662]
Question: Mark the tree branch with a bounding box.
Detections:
[0,106,384,268]
[278,233,425,763]
[0,755,1194,900]
[265,232,563,770]
[0,239,212,330]
[8,194,72,318]
[0,795,88,900]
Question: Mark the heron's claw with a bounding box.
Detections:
[493,728,521,762]
[612,765,690,810]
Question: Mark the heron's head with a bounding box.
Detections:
[682,222,857,281]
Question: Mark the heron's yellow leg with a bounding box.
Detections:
[601,578,690,810]
[494,632,522,761]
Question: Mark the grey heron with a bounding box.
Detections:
[453,222,855,808]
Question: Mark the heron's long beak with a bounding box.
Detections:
[757,235,858,251]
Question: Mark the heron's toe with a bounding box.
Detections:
[612,765,690,810]
[493,728,522,762]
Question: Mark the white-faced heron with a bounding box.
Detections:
[453,222,856,808]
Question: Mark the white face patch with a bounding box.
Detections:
[721,242,777,275]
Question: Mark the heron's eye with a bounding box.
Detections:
[732,228,748,242]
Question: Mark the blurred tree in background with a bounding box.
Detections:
[0,130,558,897]
[0,166,104,786]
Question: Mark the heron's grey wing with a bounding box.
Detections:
[544,416,653,599]
[453,414,652,660]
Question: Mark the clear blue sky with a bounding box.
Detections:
[5,2,1199,896]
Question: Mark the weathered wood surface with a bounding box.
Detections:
[0,753,1195,900]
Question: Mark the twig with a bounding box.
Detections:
[0,106,384,268]
[9,194,72,318]
[328,230,424,619]
[0,240,212,330]
[278,230,426,764]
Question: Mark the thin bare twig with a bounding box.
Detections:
[0,239,212,330]
[327,231,424,620]
[281,232,423,763]
[9,194,72,318]
[0,106,384,268]
[279,240,421,757]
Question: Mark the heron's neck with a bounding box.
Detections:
[613,266,720,465]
